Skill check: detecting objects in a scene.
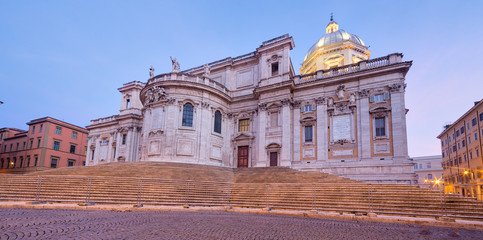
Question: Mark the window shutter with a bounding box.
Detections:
[383,92,390,100]
[369,94,374,103]
[311,103,316,110]
[300,106,305,113]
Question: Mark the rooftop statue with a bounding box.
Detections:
[203,64,210,77]
[149,65,155,78]
[170,56,180,73]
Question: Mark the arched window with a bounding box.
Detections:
[214,110,222,134]
[182,103,194,127]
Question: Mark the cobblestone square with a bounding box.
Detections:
[1,208,482,239]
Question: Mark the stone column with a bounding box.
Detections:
[316,97,328,161]
[358,90,371,160]
[256,104,267,167]
[390,83,409,163]
[293,101,301,162]
[114,132,121,162]
[198,102,211,163]
[94,138,101,165]
[107,134,113,162]
[280,99,291,166]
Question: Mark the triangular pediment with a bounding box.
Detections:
[233,132,254,141]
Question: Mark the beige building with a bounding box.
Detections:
[438,100,483,199]
[87,18,416,184]
[412,155,443,189]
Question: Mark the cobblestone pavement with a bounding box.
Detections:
[1,208,482,240]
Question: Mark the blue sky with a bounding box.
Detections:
[1,0,482,157]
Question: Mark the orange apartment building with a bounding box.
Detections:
[0,117,88,173]
[438,100,483,199]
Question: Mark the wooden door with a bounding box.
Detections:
[270,152,278,167]
[237,146,249,168]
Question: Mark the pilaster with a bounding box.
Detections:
[280,100,291,166]
[390,84,409,162]
[293,101,301,162]
[316,97,328,161]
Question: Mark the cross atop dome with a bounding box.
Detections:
[326,13,339,33]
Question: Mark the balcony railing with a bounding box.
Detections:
[148,72,229,94]
[296,53,404,84]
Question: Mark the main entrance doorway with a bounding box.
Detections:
[270,152,278,166]
[237,146,249,168]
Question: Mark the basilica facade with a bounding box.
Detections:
[86,19,416,184]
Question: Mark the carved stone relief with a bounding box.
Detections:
[146,86,167,104]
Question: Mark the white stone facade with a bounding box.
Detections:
[87,22,417,184]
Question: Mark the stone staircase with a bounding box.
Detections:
[0,162,482,221]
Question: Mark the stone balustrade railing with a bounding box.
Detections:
[148,72,229,94]
[90,115,119,125]
[295,53,404,84]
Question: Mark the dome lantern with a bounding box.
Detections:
[300,16,371,75]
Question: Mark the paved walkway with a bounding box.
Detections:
[1,208,483,239]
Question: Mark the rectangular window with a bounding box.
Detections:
[462,140,465,147]
[472,118,477,126]
[271,62,279,76]
[91,150,95,160]
[26,156,30,167]
[426,162,431,168]
[55,126,62,135]
[19,157,23,168]
[461,126,465,134]
[32,126,35,133]
[414,164,418,169]
[37,138,41,148]
[304,105,313,112]
[238,119,250,132]
[475,132,478,141]
[122,134,127,145]
[53,141,60,150]
[34,156,38,167]
[441,141,444,147]
[16,143,19,151]
[374,94,384,103]
[477,149,480,157]
[459,157,462,164]
[30,139,33,149]
[70,145,76,154]
[375,117,385,137]
[480,112,483,121]
[72,131,78,139]
[428,174,433,179]
[68,160,75,167]
[9,144,12,152]
[456,130,460,137]
[470,151,473,159]
[50,158,58,168]
[305,125,313,143]
[468,136,471,144]
[39,124,43,133]
[464,154,467,162]
[22,142,26,150]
